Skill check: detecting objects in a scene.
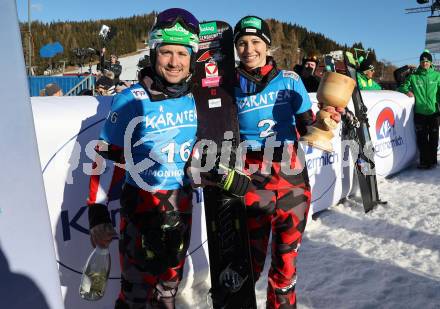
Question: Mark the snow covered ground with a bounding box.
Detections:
[296,164,440,309]
[90,52,440,308]
[176,162,440,309]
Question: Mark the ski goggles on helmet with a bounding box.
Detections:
[149,22,199,53]
[149,8,200,53]
[303,55,319,64]
[154,8,200,35]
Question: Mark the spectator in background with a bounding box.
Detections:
[98,47,122,83]
[399,50,440,169]
[137,54,151,70]
[78,89,93,96]
[103,69,115,80]
[295,53,321,92]
[95,76,115,96]
[41,83,63,96]
[356,57,382,90]
[114,81,130,93]
[394,64,417,88]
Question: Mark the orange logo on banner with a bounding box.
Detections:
[205,62,218,77]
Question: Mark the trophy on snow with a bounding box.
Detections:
[300,71,356,152]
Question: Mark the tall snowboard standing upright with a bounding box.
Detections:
[192,21,257,308]
[342,52,386,212]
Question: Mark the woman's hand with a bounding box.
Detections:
[319,104,345,123]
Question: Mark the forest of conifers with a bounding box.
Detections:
[20,12,395,79]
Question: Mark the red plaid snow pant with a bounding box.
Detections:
[244,145,311,309]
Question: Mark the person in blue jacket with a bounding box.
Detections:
[233,16,344,309]
[86,8,201,308]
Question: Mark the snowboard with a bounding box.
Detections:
[338,52,386,212]
[192,21,257,308]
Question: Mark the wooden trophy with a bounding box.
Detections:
[300,71,356,152]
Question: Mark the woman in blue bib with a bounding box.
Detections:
[233,16,343,309]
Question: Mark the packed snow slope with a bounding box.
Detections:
[296,164,440,309]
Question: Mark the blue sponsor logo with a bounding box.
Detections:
[307,151,339,170]
[305,145,339,170]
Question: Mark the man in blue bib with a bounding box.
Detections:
[86,8,200,308]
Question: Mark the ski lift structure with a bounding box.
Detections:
[405,0,440,67]
[405,0,440,16]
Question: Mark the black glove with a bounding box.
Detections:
[203,163,251,197]
[188,142,252,197]
[220,166,251,197]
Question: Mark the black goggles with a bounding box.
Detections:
[155,8,200,35]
